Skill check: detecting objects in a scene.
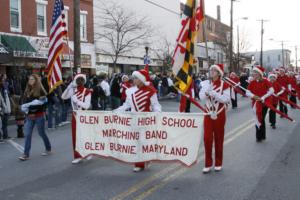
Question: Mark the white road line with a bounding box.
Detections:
[7,139,24,153]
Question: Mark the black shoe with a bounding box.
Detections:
[271,125,276,129]
[3,136,11,140]
[0,138,4,143]
[256,139,262,143]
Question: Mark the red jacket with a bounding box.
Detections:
[120,82,132,101]
[247,78,272,106]
[277,75,289,97]
[270,81,282,105]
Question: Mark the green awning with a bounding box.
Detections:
[1,35,36,53]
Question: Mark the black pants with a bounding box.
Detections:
[185,100,191,113]
[279,101,288,115]
[256,106,268,141]
[290,93,297,109]
[231,92,238,108]
[269,104,277,126]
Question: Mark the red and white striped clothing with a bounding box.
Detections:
[116,86,161,112]
[199,79,230,116]
[62,84,91,110]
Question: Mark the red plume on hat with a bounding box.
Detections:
[253,65,265,76]
[210,64,224,76]
[132,69,151,86]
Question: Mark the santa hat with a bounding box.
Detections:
[132,69,151,86]
[268,73,277,79]
[122,75,129,81]
[279,66,286,72]
[253,66,265,76]
[210,64,224,76]
[74,73,86,83]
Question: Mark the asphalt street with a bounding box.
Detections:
[0,97,299,200]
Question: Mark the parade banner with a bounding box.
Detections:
[74,111,204,167]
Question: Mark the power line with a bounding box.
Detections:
[143,0,180,16]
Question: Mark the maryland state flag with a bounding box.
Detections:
[172,0,204,93]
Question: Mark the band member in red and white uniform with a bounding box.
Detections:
[296,74,300,100]
[268,73,285,129]
[277,67,290,115]
[120,75,132,105]
[61,74,92,164]
[287,71,297,108]
[246,66,274,142]
[229,72,240,109]
[116,69,161,172]
[199,64,230,173]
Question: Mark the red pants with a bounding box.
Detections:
[203,110,226,167]
[72,113,82,159]
[135,162,145,168]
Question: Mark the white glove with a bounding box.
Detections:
[71,95,79,104]
[68,81,77,89]
[209,90,217,98]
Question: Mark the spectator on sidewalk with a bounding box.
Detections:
[98,73,110,110]
[11,94,25,138]
[60,78,72,125]
[47,87,62,130]
[110,74,121,109]
[0,74,11,140]
[91,77,105,110]
[19,74,51,161]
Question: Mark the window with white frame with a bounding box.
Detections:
[10,0,22,32]
[80,11,87,41]
[63,6,69,31]
[37,2,47,36]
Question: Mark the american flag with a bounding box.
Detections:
[46,0,67,93]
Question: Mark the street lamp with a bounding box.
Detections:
[235,17,248,73]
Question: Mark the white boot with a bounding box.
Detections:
[214,166,222,172]
[202,167,211,174]
[133,167,144,172]
[72,158,83,164]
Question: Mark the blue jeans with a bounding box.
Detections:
[48,103,61,128]
[2,114,8,138]
[61,102,70,122]
[24,115,51,156]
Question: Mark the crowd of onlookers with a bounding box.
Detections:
[0,70,252,143]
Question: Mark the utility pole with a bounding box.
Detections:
[296,46,298,72]
[237,25,240,73]
[229,0,237,73]
[74,0,81,73]
[257,19,269,67]
[281,41,285,67]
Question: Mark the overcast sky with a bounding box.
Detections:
[177,0,300,62]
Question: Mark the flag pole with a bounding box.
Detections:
[201,0,210,67]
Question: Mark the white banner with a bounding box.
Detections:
[75,111,204,167]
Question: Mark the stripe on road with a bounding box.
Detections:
[7,139,24,153]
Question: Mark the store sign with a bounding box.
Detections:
[96,64,109,74]
[81,54,92,68]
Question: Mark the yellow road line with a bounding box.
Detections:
[110,119,254,200]
[132,123,254,200]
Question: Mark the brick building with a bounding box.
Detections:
[0,0,94,79]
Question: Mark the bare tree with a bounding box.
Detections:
[152,37,175,73]
[237,27,252,53]
[94,1,153,73]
